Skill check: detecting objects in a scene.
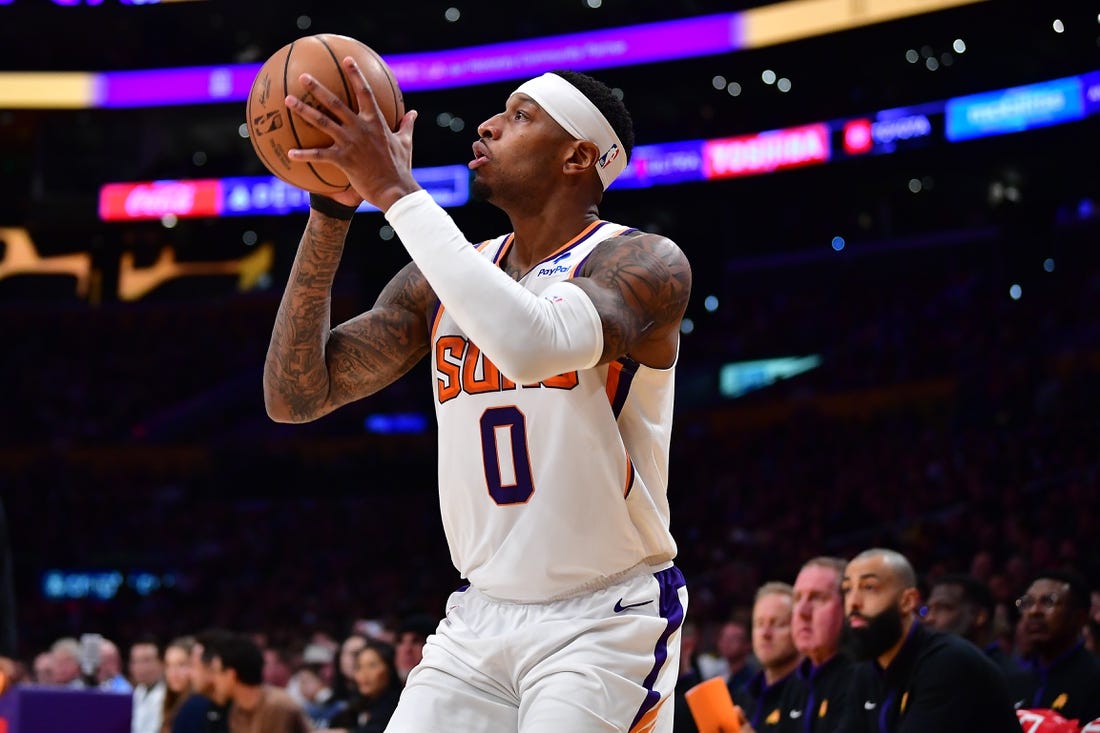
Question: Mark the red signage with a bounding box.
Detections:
[99,180,222,221]
[843,118,874,154]
[703,123,830,179]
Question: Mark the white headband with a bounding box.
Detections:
[512,73,627,190]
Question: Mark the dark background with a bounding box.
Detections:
[1,0,1098,660]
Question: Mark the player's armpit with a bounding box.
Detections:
[573,232,692,368]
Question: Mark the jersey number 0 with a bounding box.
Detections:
[479,406,535,504]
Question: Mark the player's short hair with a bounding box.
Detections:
[551,69,635,162]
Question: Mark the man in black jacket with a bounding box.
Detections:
[1011,569,1100,723]
[835,548,1020,733]
[778,557,852,733]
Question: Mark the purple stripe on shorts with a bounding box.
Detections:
[630,566,687,729]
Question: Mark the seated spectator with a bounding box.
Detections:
[778,556,851,732]
[715,616,758,696]
[925,572,1023,675]
[32,651,54,684]
[161,636,195,733]
[99,638,133,693]
[393,613,436,684]
[324,640,402,733]
[836,548,1019,732]
[1010,569,1100,723]
[211,632,309,733]
[50,637,84,688]
[172,629,234,733]
[129,637,165,733]
[292,643,345,729]
[733,582,801,730]
[330,633,370,707]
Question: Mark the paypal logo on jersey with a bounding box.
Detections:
[536,264,571,277]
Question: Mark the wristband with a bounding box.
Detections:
[309,193,359,221]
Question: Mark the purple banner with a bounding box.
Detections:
[386,13,742,91]
[97,64,261,108]
[96,13,741,106]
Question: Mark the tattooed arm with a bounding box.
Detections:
[263,212,433,423]
[574,231,692,369]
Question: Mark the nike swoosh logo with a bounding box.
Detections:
[789,710,803,718]
[614,598,654,613]
[864,701,877,710]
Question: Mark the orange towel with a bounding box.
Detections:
[684,677,742,733]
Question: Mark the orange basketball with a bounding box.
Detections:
[245,34,405,194]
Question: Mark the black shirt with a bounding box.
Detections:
[733,667,797,730]
[1010,642,1100,723]
[777,653,854,733]
[836,621,1020,733]
[171,694,229,733]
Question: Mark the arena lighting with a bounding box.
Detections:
[41,569,176,601]
[719,355,822,399]
[95,68,1100,220]
[946,75,1086,141]
[0,0,987,108]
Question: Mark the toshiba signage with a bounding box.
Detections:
[702,124,831,180]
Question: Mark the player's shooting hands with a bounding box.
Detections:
[285,57,421,212]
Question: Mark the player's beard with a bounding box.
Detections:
[471,177,492,203]
[842,604,905,662]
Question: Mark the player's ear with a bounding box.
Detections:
[564,140,600,176]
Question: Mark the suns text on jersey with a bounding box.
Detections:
[435,336,578,404]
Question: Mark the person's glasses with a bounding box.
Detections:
[1016,593,1061,612]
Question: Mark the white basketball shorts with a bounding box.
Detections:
[385,565,688,733]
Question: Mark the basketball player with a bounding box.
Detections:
[264,63,692,732]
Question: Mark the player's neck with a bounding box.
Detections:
[506,206,601,276]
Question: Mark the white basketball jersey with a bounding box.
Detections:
[429,220,678,602]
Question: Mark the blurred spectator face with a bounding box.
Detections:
[33,652,55,684]
[164,645,191,694]
[752,592,798,671]
[792,564,844,665]
[339,635,367,681]
[262,648,292,688]
[353,647,392,700]
[1019,579,1085,656]
[189,643,215,696]
[296,667,325,702]
[51,643,80,685]
[98,640,122,684]
[395,631,425,681]
[716,621,751,664]
[129,642,162,688]
[1091,591,1100,625]
[209,657,234,707]
[924,582,977,637]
